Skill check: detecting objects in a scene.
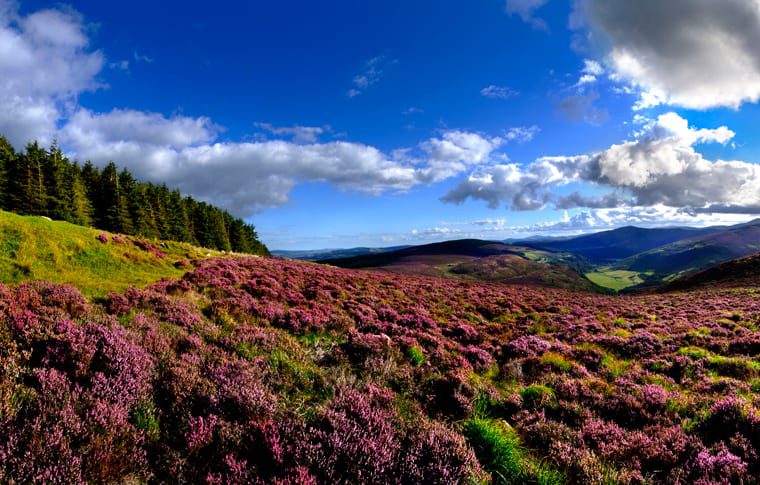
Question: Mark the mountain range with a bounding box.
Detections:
[313,220,760,293]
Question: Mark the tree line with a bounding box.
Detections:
[0,136,268,255]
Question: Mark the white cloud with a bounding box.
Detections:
[573,60,604,87]
[64,109,220,148]
[582,59,603,76]
[62,112,505,216]
[0,2,103,146]
[440,218,507,229]
[442,112,760,214]
[254,122,332,144]
[525,206,756,234]
[574,0,760,109]
[347,55,395,97]
[0,4,511,218]
[505,0,550,30]
[504,125,539,143]
[480,85,517,99]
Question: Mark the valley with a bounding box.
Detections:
[317,220,760,293]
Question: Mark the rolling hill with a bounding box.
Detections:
[602,220,760,289]
[322,239,604,292]
[663,251,760,291]
[521,225,726,264]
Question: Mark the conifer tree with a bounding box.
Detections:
[0,138,267,254]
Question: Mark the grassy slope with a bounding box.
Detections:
[0,210,224,297]
[585,269,645,291]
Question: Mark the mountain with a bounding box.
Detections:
[663,251,760,291]
[523,225,726,264]
[608,220,760,289]
[322,238,604,292]
[271,245,411,260]
[0,209,225,297]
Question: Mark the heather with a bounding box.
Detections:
[1,256,759,483]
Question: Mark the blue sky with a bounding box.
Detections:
[2,0,760,249]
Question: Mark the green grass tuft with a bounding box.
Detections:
[464,418,564,485]
[406,345,426,366]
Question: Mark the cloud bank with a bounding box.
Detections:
[442,112,760,214]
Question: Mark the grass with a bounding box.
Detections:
[585,268,644,291]
[406,345,426,366]
[0,210,225,297]
[464,418,563,485]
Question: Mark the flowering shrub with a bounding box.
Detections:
[0,255,759,483]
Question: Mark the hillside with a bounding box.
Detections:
[1,254,759,483]
[523,225,725,264]
[322,239,603,292]
[663,251,760,291]
[0,210,226,297]
[609,221,760,289]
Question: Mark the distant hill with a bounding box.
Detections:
[0,209,226,297]
[610,220,760,288]
[322,239,605,292]
[523,225,726,264]
[272,245,411,260]
[663,251,760,291]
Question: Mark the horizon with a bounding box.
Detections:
[3,0,760,250]
[271,217,760,253]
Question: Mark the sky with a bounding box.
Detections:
[2,0,760,249]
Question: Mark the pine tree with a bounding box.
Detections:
[0,136,267,254]
[0,136,14,206]
[167,190,192,242]
[42,142,69,220]
[64,163,93,226]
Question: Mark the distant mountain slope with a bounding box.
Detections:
[322,239,604,292]
[523,225,725,263]
[0,210,225,297]
[272,245,411,260]
[612,221,760,288]
[663,251,760,291]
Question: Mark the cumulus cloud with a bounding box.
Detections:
[0,2,103,146]
[442,112,760,214]
[505,0,550,30]
[480,85,517,100]
[574,0,760,109]
[414,130,505,183]
[62,116,505,215]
